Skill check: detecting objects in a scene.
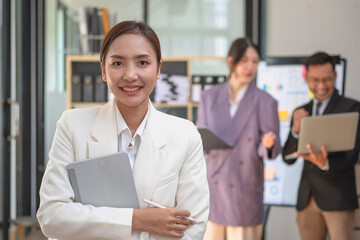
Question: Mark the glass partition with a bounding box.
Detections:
[149,0,245,57]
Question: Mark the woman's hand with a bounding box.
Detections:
[132,207,195,238]
[262,131,276,149]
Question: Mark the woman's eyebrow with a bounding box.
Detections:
[109,54,125,60]
[109,54,151,60]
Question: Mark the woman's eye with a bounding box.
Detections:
[112,61,123,66]
[139,61,148,66]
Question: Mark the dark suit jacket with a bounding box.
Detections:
[283,89,360,211]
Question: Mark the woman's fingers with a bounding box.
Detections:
[262,131,276,148]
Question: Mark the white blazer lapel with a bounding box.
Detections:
[132,104,168,208]
[87,99,118,158]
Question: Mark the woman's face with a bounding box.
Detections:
[230,47,259,85]
[101,33,161,112]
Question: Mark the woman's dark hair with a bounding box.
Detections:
[100,21,161,66]
[227,38,259,69]
[304,52,335,71]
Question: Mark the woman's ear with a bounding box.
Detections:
[101,62,107,82]
[226,56,233,69]
[226,56,234,76]
[156,60,162,80]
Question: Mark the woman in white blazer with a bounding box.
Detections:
[37,21,209,240]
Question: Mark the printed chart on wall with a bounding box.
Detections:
[256,57,346,206]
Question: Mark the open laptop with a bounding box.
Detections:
[67,152,140,208]
[285,112,359,160]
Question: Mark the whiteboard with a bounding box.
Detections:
[256,57,346,206]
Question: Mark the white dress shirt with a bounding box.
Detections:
[115,105,149,170]
[228,84,249,118]
[312,97,331,116]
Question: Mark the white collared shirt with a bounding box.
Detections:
[115,104,149,171]
[228,84,249,118]
[312,97,331,116]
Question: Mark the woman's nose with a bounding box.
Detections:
[123,65,138,81]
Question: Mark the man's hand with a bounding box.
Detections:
[292,108,309,134]
[262,131,276,149]
[132,207,195,238]
[294,144,328,168]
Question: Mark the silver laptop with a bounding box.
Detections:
[285,112,359,159]
[67,152,140,208]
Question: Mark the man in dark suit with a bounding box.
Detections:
[283,52,360,240]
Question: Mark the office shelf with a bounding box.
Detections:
[66,55,227,123]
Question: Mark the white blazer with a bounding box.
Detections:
[37,99,209,240]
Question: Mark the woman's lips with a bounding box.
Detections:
[122,86,141,92]
[120,86,142,95]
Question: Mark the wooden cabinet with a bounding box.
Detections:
[66,55,227,123]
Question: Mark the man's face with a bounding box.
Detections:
[305,63,337,101]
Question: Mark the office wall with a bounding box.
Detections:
[265,1,360,239]
[266,0,360,101]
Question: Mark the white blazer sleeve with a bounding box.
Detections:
[37,112,134,240]
[175,127,210,239]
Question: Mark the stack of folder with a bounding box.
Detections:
[71,61,108,103]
